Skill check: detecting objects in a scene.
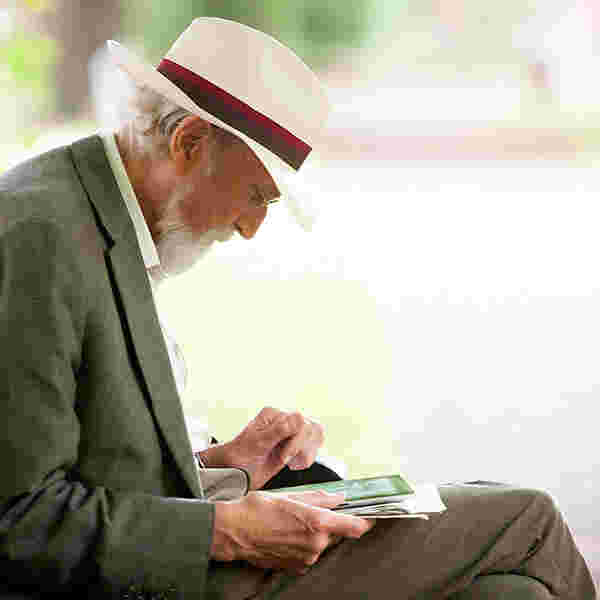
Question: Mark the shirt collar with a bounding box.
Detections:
[101,132,160,269]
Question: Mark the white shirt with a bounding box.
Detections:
[101,132,211,451]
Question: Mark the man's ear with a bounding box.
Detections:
[169,116,213,176]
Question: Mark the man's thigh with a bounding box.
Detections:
[450,574,553,599]
[208,484,594,600]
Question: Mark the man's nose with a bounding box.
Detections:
[236,206,267,239]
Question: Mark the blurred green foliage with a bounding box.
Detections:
[124,0,370,68]
[0,32,58,119]
[299,0,368,63]
[1,33,57,90]
[21,0,55,11]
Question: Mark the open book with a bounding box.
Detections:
[269,474,446,519]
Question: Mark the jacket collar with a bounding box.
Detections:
[100,131,160,269]
[70,135,130,244]
[69,135,203,498]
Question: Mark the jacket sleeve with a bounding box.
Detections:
[0,219,214,598]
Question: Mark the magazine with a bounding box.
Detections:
[269,474,446,519]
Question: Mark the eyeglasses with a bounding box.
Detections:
[251,184,279,208]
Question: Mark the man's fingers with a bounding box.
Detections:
[251,411,304,451]
[286,496,373,539]
[315,509,374,539]
[251,406,284,430]
[225,491,373,575]
[246,408,324,470]
[281,491,373,535]
[278,417,324,469]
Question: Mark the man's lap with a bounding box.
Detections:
[450,574,553,599]
[207,483,594,600]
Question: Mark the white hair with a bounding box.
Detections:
[89,45,194,160]
[115,80,195,161]
[121,87,192,160]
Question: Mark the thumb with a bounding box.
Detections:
[283,490,346,509]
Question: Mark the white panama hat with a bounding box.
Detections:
[106,17,331,230]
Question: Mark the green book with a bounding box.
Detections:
[269,474,414,509]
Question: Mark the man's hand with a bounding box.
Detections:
[211,490,374,574]
[200,407,325,490]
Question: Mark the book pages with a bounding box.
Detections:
[333,483,446,519]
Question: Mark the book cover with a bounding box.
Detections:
[268,473,414,506]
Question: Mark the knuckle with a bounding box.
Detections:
[259,406,281,421]
[290,412,304,429]
[277,419,293,437]
[257,406,278,422]
[254,407,284,431]
[308,513,328,531]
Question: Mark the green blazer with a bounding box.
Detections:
[0,135,215,598]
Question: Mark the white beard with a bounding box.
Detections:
[155,226,235,282]
[151,182,235,285]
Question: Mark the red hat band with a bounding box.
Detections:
[157,58,311,170]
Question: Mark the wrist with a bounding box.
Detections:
[210,500,241,562]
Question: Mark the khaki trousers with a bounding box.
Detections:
[207,483,597,600]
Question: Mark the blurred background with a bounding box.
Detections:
[1,0,599,587]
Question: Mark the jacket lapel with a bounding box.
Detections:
[70,135,203,498]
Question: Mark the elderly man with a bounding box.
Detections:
[0,18,595,600]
